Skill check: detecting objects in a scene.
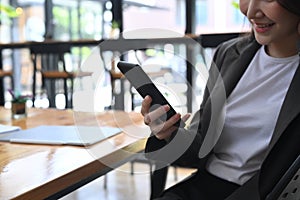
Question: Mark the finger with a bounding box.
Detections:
[148,110,180,132]
[141,95,152,116]
[146,104,170,123]
[151,113,181,136]
[144,114,152,125]
[155,125,178,140]
[182,113,191,122]
[163,113,181,129]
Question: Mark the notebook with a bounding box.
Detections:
[0,125,122,146]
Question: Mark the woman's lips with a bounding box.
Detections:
[253,22,275,33]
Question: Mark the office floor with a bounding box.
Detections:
[61,162,196,200]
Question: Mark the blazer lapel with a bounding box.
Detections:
[269,64,300,148]
[222,39,261,97]
[199,39,261,158]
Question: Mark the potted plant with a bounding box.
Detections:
[0,3,20,24]
[9,89,31,119]
[231,0,239,9]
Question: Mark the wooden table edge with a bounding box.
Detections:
[10,138,147,200]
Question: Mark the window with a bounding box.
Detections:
[53,0,103,40]
[195,0,250,34]
[123,0,186,35]
[196,0,208,26]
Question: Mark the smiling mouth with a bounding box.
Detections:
[253,22,275,33]
[255,23,275,28]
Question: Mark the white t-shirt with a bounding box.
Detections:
[206,46,299,185]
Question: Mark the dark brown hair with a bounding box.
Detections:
[277,0,300,16]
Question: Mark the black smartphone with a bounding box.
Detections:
[117,61,185,128]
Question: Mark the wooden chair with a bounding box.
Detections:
[30,44,92,108]
[98,50,125,110]
[265,155,300,200]
[0,70,13,78]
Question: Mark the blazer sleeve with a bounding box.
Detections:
[144,41,229,169]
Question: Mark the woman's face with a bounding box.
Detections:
[240,0,300,57]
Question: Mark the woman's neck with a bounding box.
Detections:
[265,37,299,58]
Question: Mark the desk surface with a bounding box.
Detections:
[0,107,148,200]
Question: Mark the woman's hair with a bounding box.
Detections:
[277,0,300,16]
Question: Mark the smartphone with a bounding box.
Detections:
[117,61,185,128]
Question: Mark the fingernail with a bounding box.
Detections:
[164,105,170,111]
[145,115,151,124]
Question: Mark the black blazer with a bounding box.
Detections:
[145,35,300,199]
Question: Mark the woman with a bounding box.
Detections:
[141,0,300,199]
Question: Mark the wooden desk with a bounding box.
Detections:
[0,107,149,200]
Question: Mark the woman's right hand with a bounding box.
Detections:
[141,95,190,140]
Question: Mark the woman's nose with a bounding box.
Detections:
[247,0,264,19]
